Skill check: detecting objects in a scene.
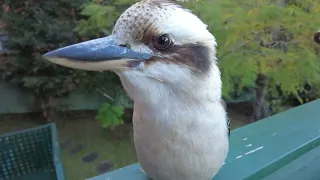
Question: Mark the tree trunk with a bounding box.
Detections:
[251,73,268,122]
[40,96,57,122]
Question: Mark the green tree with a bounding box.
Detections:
[0,0,132,121]
[186,0,320,120]
[76,0,134,37]
[0,0,85,121]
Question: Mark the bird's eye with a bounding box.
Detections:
[153,34,172,50]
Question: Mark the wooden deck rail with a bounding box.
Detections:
[88,99,320,180]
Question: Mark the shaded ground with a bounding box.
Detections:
[0,103,251,180]
[0,112,137,180]
[57,114,137,180]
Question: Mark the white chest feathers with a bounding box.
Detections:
[116,59,229,180]
[132,96,229,180]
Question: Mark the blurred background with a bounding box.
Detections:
[0,0,319,179]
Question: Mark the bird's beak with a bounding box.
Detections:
[42,35,152,71]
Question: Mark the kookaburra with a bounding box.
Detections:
[43,0,230,179]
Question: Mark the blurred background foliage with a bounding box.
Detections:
[185,0,320,120]
[0,0,320,125]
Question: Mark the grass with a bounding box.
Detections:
[57,116,137,180]
[0,112,137,180]
[0,104,250,180]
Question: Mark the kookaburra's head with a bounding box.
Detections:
[44,0,222,104]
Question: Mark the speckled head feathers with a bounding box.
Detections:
[112,0,189,44]
[112,0,216,75]
[109,0,222,102]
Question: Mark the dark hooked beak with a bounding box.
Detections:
[42,35,152,71]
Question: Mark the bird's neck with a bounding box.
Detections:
[118,63,225,124]
[118,70,228,143]
[120,63,222,104]
[132,86,228,140]
[134,92,225,120]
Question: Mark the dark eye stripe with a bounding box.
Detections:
[145,42,211,75]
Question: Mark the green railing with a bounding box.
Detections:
[0,123,65,180]
[87,99,320,180]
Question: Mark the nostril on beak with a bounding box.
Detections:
[120,44,130,48]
